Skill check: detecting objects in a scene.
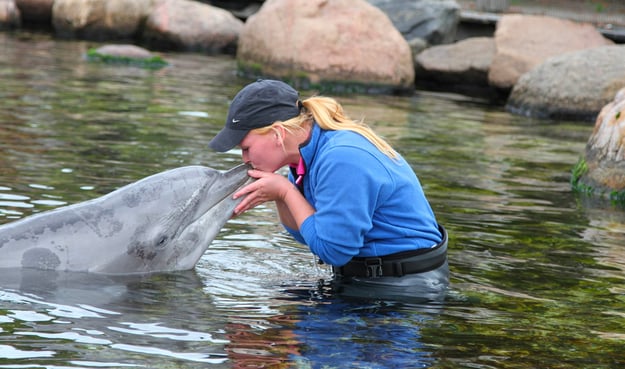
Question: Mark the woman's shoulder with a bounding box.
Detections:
[322,129,372,149]
[318,133,401,174]
[320,132,376,161]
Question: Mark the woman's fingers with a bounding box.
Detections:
[234,187,260,214]
[233,181,256,199]
[232,170,292,215]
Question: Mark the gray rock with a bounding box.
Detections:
[415,37,497,99]
[368,0,460,45]
[475,0,509,12]
[415,37,494,84]
[506,45,625,120]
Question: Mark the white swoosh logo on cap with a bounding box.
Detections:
[232,119,240,123]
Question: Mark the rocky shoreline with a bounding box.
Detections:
[2,0,625,200]
[2,1,623,115]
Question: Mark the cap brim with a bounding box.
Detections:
[208,127,249,152]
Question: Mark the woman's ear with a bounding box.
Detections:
[273,125,285,146]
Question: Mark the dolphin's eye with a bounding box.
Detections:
[156,235,168,248]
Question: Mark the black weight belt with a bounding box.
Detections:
[333,224,448,278]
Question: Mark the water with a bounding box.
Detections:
[1,31,624,368]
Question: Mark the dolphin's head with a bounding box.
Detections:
[93,164,252,274]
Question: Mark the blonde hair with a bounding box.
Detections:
[252,96,398,159]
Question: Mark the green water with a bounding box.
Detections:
[1,31,624,368]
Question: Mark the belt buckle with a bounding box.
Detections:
[364,258,383,278]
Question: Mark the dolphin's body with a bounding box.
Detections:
[0,164,251,275]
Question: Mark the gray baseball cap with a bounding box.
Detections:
[208,79,301,152]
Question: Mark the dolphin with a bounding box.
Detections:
[0,164,252,275]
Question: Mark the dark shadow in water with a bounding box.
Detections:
[221,276,447,369]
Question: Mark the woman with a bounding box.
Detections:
[209,79,448,299]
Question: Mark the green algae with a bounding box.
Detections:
[85,48,168,69]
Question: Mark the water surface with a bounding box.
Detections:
[1,31,624,368]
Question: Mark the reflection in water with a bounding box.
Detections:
[291,302,435,368]
[0,267,445,368]
[0,269,230,367]
[221,281,444,369]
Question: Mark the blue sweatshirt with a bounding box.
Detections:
[283,123,442,267]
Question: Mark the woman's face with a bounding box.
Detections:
[239,130,285,172]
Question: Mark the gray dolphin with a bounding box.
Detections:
[0,164,252,275]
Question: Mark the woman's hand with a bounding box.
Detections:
[232,169,294,216]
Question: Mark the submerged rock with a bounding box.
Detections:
[85,44,168,69]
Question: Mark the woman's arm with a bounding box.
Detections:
[275,196,297,230]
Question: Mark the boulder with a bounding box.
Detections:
[0,0,21,30]
[488,14,612,90]
[237,0,414,92]
[573,87,625,201]
[367,0,460,45]
[143,0,243,53]
[52,0,155,40]
[507,45,625,120]
[415,37,496,98]
[15,0,53,23]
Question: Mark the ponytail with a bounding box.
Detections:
[301,96,398,159]
[252,96,398,160]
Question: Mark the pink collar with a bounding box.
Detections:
[290,157,305,185]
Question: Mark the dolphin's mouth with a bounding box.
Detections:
[181,164,253,231]
[204,163,253,211]
[167,164,254,271]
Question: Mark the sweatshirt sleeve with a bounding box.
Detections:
[299,145,390,266]
[283,223,306,244]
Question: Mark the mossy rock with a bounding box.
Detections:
[86,44,168,69]
[571,157,625,207]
